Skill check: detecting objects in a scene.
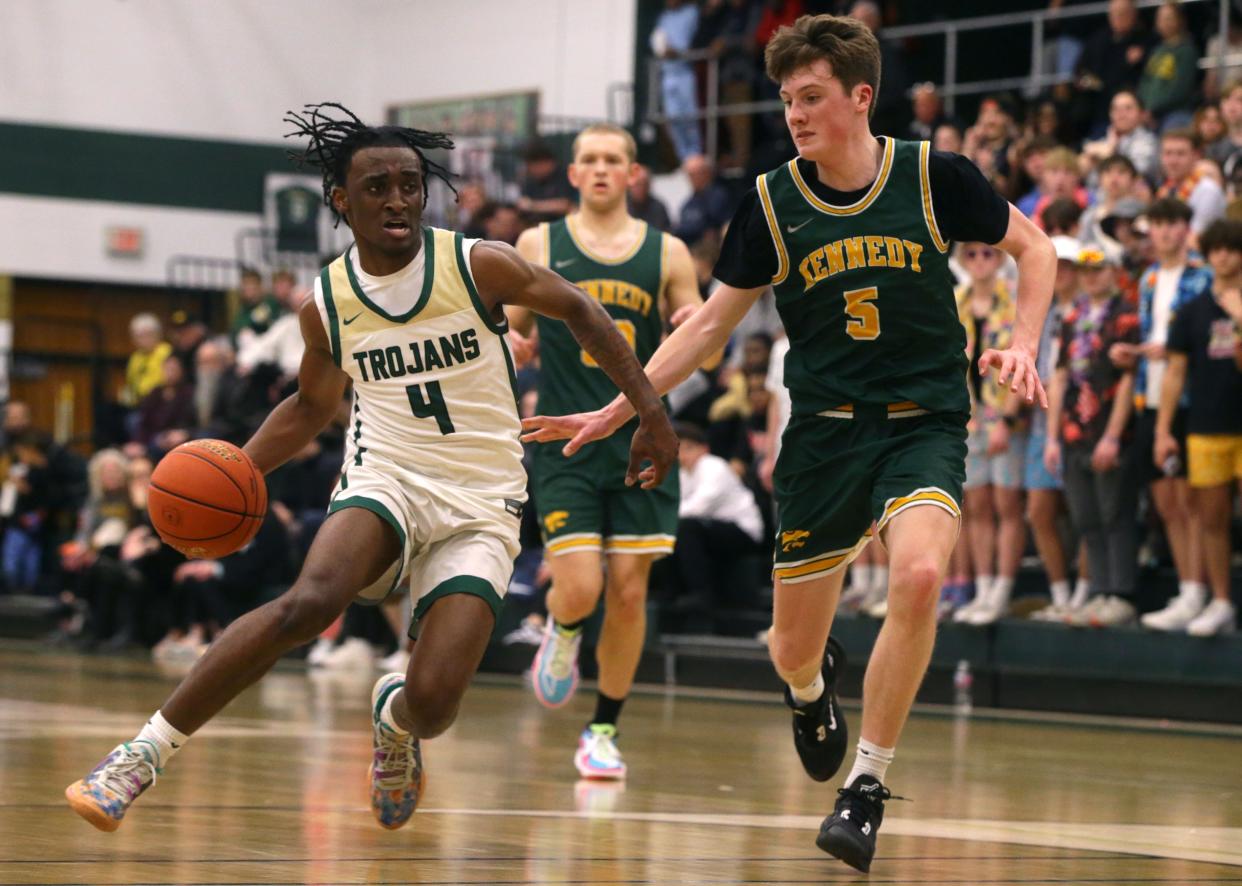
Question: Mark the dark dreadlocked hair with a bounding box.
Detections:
[283,102,456,227]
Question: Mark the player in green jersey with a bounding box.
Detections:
[523,15,1054,872]
[508,123,710,781]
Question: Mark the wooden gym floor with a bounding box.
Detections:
[0,642,1239,885]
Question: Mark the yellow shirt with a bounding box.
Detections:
[123,342,172,405]
[955,281,1017,431]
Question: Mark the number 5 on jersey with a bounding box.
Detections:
[406,381,455,434]
[843,287,881,341]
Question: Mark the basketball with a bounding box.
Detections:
[147,439,268,560]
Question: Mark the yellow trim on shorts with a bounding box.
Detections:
[774,532,873,584]
[756,174,790,284]
[545,533,603,556]
[604,534,676,555]
[878,487,961,531]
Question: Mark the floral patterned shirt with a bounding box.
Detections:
[1056,292,1141,448]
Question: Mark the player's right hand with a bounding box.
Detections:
[626,410,678,490]
[521,407,622,455]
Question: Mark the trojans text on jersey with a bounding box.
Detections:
[350,328,481,382]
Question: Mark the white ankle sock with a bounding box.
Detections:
[1049,579,1070,608]
[1070,578,1091,609]
[974,575,994,603]
[135,711,188,768]
[1180,581,1207,599]
[790,671,825,705]
[379,686,410,735]
[871,566,889,592]
[991,576,1014,600]
[845,738,895,787]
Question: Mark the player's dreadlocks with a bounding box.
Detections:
[283,102,455,226]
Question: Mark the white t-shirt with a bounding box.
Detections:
[1147,264,1181,404]
[764,336,792,458]
[679,452,764,542]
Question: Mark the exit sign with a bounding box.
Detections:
[106,226,144,258]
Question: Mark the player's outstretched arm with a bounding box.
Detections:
[470,240,676,488]
[979,204,1056,407]
[662,234,725,370]
[242,301,349,474]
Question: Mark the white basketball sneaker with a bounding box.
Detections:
[574,724,627,780]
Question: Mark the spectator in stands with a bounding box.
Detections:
[1045,246,1141,626]
[669,422,764,613]
[1014,138,1057,216]
[1205,11,1242,100]
[481,202,526,246]
[0,401,32,450]
[122,314,172,408]
[952,243,1026,626]
[1043,197,1085,238]
[1106,198,1212,632]
[908,83,947,142]
[934,123,964,154]
[675,154,732,247]
[694,0,760,171]
[1154,218,1242,636]
[1,431,53,593]
[1209,79,1242,173]
[1083,90,1162,184]
[230,268,283,349]
[1138,1,1200,132]
[1032,147,1090,231]
[193,338,250,444]
[1075,0,1154,135]
[455,180,489,238]
[1081,155,1140,247]
[964,95,1019,190]
[628,164,672,232]
[651,0,702,162]
[1029,236,1091,620]
[1100,198,1152,287]
[1157,128,1228,243]
[848,1,909,137]
[134,355,195,452]
[517,142,574,223]
[237,276,307,382]
[1194,104,1227,159]
[168,310,207,383]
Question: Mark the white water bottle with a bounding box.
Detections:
[953,660,973,715]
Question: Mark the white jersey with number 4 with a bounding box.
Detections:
[312,227,526,500]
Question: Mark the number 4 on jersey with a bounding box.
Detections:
[406,381,455,434]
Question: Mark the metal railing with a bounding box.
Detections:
[647,0,1227,164]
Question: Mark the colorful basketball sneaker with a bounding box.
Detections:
[816,775,898,873]
[531,618,582,708]
[574,723,626,780]
[64,740,160,832]
[370,672,425,830]
[785,635,848,782]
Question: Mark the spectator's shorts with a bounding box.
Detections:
[1023,425,1063,491]
[965,427,1028,490]
[772,409,967,585]
[1132,407,1189,484]
[325,453,521,622]
[1187,433,1242,488]
[531,437,679,559]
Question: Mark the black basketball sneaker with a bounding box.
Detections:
[816,775,896,873]
[784,635,847,782]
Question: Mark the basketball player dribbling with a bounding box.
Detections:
[523,15,1055,872]
[64,103,677,833]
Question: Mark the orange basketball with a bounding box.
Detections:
[147,439,268,560]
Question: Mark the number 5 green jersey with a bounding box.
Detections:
[758,138,969,417]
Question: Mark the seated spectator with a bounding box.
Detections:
[1205,11,1242,99]
[231,268,283,350]
[1043,198,1084,240]
[1154,218,1242,636]
[481,201,526,247]
[517,142,575,223]
[1045,246,1141,626]
[1107,198,1212,632]
[1210,79,1242,175]
[1138,1,1200,132]
[1156,128,1228,245]
[122,314,172,408]
[952,244,1026,626]
[628,164,672,232]
[1,431,54,593]
[652,0,703,162]
[934,123,964,155]
[1075,0,1153,135]
[848,1,909,137]
[1032,147,1090,231]
[964,95,1019,190]
[908,82,948,142]
[1084,91,1161,185]
[1081,155,1140,246]
[668,422,764,612]
[1194,104,1228,161]
[675,154,732,247]
[1014,138,1057,217]
[168,310,208,383]
[134,355,195,452]
[454,179,489,238]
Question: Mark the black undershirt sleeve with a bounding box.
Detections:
[712,189,779,290]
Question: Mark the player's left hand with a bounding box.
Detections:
[668,304,698,328]
[978,347,1047,407]
[626,409,678,489]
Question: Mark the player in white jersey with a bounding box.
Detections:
[65,103,677,834]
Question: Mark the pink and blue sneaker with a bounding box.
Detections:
[574,723,626,780]
[531,619,582,708]
[370,672,425,830]
[65,740,160,831]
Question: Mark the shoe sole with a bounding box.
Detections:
[65,782,121,832]
[530,639,578,709]
[797,637,849,783]
[574,764,626,781]
[816,823,872,873]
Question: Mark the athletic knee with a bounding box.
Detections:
[550,572,604,621]
[887,558,942,618]
[604,582,647,624]
[400,672,461,738]
[273,585,342,644]
[767,626,819,677]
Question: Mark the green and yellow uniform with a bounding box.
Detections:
[532,216,679,557]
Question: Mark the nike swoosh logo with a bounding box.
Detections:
[554,258,576,268]
[786,219,812,234]
[343,312,363,325]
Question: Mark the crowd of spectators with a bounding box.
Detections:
[1,0,1239,667]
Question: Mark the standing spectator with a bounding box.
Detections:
[1100,198,1153,295]
[628,164,672,232]
[1045,247,1142,626]
[237,275,307,383]
[517,142,574,223]
[848,1,909,137]
[1205,12,1242,100]
[952,244,1026,626]
[122,314,172,407]
[675,154,733,247]
[1080,155,1140,247]
[230,268,283,350]
[908,83,948,142]
[1083,90,1162,184]
[1108,198,1213,631]
[1075,0,1154,135]
[694,0,760,171]
[934,123,964,155]
[134,356,195,452]
[168,310,207,383]
[1157,129,1228,244]
[1155,218,1242,636]
[1194,104,1228,160]
[1209,79,1242,173]
[1137,2,1200,132]
[652,0,702,162]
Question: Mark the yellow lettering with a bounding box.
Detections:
[903,239,923,272]
[824,241,845,277]
[865,235,886,268]
[884,236,905,269]
[600,283,616,305]
[844,237,866,270]
[800,254,817,291]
